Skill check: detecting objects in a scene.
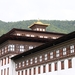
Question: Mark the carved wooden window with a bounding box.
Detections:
[22,61,25,67]
[8,44,15,51]
[56,50,59,57]
[43,65,46,73]
[35,57,37,63]
[20,45,24,52]
[26,60,28,66]
[16,64,18,69]
[40,56,42,62]
[61,61,64,69]
[5,46,8,53]
[38,66,40,74]
[30,59,33,65]
[68,59,72,68]
[45,54,47,60]
[29,46,33,50]
[48,64,51,72]
[63,48,66,55]
[50,52,53,59]
[55,62,57,71]
[70,45,74,53]
[2,49,4,54]
[19,62,21,68]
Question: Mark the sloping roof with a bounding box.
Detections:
[11,31,75,60]
[0,34,54,45]
[6,28,66,35]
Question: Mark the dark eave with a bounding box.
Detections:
[6,28,66,35]
[0,34,54,45]
[11,31,75,60]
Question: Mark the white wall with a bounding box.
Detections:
[16,57,75,75]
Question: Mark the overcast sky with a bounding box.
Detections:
[0,0,75,22]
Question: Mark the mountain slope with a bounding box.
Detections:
[0,20,75,36]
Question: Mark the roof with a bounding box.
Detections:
[6,28,65,35]
[0,34,54,45]
[11,31,75,60]
[28,20,49,28]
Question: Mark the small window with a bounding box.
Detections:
[50,52,53,59]
[17,33,21,36]
[26,60,28,65]
[55,62,57,71]
[70,45,74,53]
[30,59,33,64]
[63,48,66,55]
[29,46,33,50]
[61,61,64,70]
[45,54,47,60]
[35,57,37,63]
[40,56,42,62]
[68,59,72,68]
[56,50,59,57]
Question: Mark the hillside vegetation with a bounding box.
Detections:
[0,20,75,36]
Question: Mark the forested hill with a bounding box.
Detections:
[0,20,75,36]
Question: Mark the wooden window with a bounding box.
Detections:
[18,71,20,75]
[8,44,15,51]
[2,49,4,54]
[29,69,31,75]
[20,45,24,52]
[63,48,66,55]
[22,71,23,75]
[70,45,74,53]
[26,60,28,66]
[30,59,33,64]
[5,46,8,53]
[50,52,53,59]
[48,64,51,72]
[38,66,40,74]
[34,68,36,75]
[35,57,37,63]
[25,70,27,75]
[16,64,17,69]
[61,61,64,69]
[43,65,46,73]
[4,69,6,75]
[1,70,3,75]
[68,59,72,68]
[19,62,21,68]
[56,50,59,57]
[7,68,9,75]
[45,54,47,60]
[29,46,33,50]
[40,56,42,62]
[22,61,25,67]
[55,62,57,71]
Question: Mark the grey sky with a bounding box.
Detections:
[0,0,75,22]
